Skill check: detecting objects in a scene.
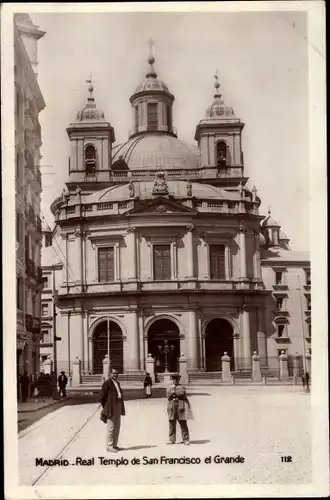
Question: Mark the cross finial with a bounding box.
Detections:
[147,37,155,51]
[214,69,220,95]
[86,73,94,96]
[268,205,271,214]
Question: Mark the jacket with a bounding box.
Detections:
[58,374,68,386]
[100,378,126,419]
[166,384,193,421]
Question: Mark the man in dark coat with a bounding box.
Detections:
[58,371,68,398]
[100,369,125,453]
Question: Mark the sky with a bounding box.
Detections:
[32,10,309,250]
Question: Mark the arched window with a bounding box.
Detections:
[85,144,96,174]
[216,141,227,167]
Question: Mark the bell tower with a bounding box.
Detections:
[195,73,244,173]
[66,78,115,189]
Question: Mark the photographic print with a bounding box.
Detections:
[2,2,328,499]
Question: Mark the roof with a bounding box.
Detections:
[112,134,200,171]
[85,181,239,204]
[261,247,310,264]
[41,245,62,268]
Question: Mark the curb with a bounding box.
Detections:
[18,398,70,414]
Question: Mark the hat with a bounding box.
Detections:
[171,373,181,380]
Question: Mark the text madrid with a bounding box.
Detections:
[36,456,245,467]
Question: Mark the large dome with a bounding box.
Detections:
[112,134,200,171]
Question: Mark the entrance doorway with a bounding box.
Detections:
[205,318,234,371]
[147,319,180,374]
[93,320,123,374]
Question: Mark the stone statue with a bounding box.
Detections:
[238,181,244,198]
[129,180,135,198]
[252,186,257,202]
[152,171,168,194]
[186,180,192,197]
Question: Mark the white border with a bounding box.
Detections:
[2,2,328,499]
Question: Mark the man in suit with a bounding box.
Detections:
[100,369,125,453]
[58,371,68,398]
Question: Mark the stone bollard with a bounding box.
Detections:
[293,352,301,379]
[72,357,82,387]
[146,354,155,384]
[279,351,289,381]
[102,355,110,383]
[221,352,231,383]
[262,376,267,385]
[252,351,262,381]
[43,356,52,375]
[179,353,188,385]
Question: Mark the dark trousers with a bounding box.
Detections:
[169,419,189,443]
[59,385,66,397]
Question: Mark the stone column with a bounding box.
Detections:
[115,242,121,281]
[80,311,85,372]
[279,351,289,381]
[60,233,69,285]
[127,227,136,280]
[233,332,240,371]
[221,352,231,382]
[293,353,301,379]
[238,224,247,279]
[124,311,140,372]
[257,307,267,369]
[241,306,252,370]
[252,351,262,381]
[203,240,210,279]
[148,242,153,279]
[186,225,194,278]
[179,354,188,385]
[171,240,177,279]
[74,228,83,286]
[187,310,198,369]
[72,357,82,387]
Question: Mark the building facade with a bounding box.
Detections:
[41,50,310,378]
[15,14,45,384]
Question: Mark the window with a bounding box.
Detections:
[41,329,50,343]
[147,103,158,130]
[276,297,284,310]
[305,269,311,285]
[275,271,283,285]
[166,105,172,132]
[16,278,24,310]
[307,324,311,338]
[85,144,96,174]
[210,245,226,280]
[277,325,285,338]
[153,244,171,280]
[42,276,49,289]
[135,106,139,132]
[98,247,115,282]
[42,303,48,317]
[216,141,227,166]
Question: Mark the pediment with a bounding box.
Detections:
[127,196,197,215]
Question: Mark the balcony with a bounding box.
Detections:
[272,283,289,291]
[273,309,290,317]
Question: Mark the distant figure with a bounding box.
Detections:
[58,371,68,398]
[166,373,193,446]
[143,372,153,398]
[303,371,310,393]
[100,369,126,453]
[38,372,47,401]
[50,371,58,399]
[20,372,30,402]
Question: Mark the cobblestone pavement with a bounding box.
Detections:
[19,386,311,486]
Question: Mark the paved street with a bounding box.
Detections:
[19,386,311,486]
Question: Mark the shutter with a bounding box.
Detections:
[98,247,114,282]
[210,245,226,279]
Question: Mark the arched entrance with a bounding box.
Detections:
[205,318,234,371]
[147,319,180,374]
[93,320,123,374]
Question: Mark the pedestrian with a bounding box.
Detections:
[166,373,193,446]
[100,369,125,453]
[143,372,153,398]
[58,371,68,398]
[303,371,310,393]
[20,371,30,402]
[50,371,59,399]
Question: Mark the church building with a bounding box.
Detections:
[40,47,311,380]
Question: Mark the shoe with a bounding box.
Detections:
[107,447,118,453]
[166,441,175,445]
[184,441,190,446]
[114,446,124,451]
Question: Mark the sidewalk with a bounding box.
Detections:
[18,397,69,413]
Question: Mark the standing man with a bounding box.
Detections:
[58,371,68,398]
[100,369,125,453]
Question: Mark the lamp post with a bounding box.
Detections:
[164,340,169,373]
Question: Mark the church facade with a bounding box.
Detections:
[40,49,311,378]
